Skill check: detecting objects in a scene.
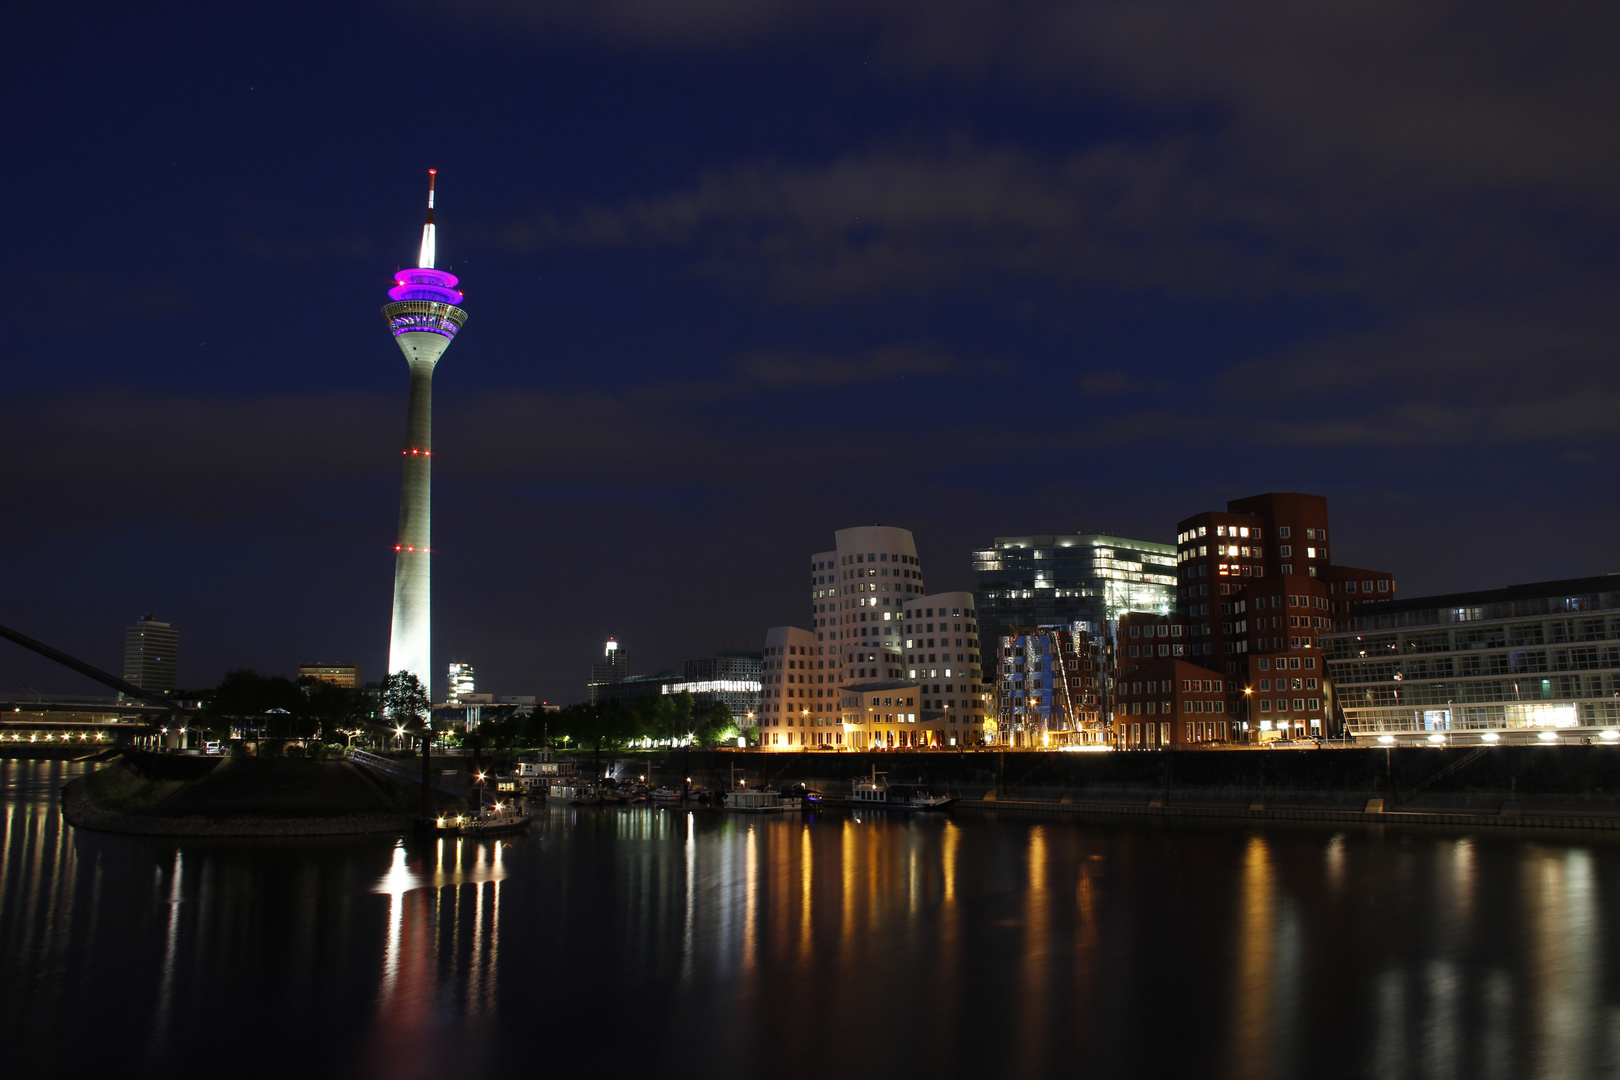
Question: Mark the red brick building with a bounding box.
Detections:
[1172,492,1394,741]
[1114,656,1233,747]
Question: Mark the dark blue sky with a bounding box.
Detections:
[6,0,1618,701]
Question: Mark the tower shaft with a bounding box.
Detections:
[387,351,441,687]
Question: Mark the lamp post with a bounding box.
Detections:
[1243,686,1253,747]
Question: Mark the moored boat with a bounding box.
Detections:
[850,768,956,810]
[436,801,532,836]
[547,779,601,805]
[722,787,803,812]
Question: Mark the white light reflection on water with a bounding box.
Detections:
[150,849,184,1050]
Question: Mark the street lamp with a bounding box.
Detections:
[1243,686,1253,747]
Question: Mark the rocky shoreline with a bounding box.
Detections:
[59,776,418,837]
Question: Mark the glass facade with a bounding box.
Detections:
[1323,577,1620,744]
[973,534,1175,646]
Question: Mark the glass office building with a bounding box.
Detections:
[1323,576,1620,745]
[973,534,1176,647]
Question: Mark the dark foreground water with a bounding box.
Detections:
[6,760,1620,1080]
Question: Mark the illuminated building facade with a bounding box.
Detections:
[840,681,929,749]
[1173,492,1394,741]
[1114,658,1233,748]
[760,626,826,747]
[1325,576,1620,746]
[298,664,359,689]
[973,534,1176,646]
[813,525,927,684]
[661,651,763,724]
[902,591,990,743]
[385,170,467,698]
[764,525,988,749]
[992,621,1107,747]
[447,661,476,704]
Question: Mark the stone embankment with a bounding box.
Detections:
[624,745,1620,832]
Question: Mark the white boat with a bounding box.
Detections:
[722,787,803,812]
[547,779,601,805]
[851,768,956,811]
[513,751,579,794]
[650,787,684,803]
[718,764,801,812]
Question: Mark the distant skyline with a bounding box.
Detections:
[6,1,1617,701]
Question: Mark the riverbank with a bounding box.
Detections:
[59,754,458,837]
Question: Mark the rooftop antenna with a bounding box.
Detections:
[418,169,437,269]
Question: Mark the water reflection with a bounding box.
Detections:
[7,761,1620,1079]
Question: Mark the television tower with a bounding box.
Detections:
[383,170,467,694]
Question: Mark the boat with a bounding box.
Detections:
[512,751,579,795]
[436,801,532,836]
[720,765,802,812]
[722,787,803,812]
[650,787,685,803]
[547,779,601,805]
[849,768,956,810]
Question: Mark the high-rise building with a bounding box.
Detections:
[298,664,360,689]
[385,170,468,699]
[447,661,476,704]
[587,637,630,703]
[1173,492,1394,741]
[972,534,1177,647]
[122,614,178,696]
[762,525,983,750]
[812,525,928,684]
[900,591,990,741]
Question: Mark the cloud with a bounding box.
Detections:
[735,345,960,387]
[1210,304,1620,447]
[449,1,1619,315]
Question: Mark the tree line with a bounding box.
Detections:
[186,669,751,755]
[474,693,751,753]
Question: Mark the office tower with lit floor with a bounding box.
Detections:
[383,170,468,696]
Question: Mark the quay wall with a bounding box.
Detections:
[621,746,1620,816]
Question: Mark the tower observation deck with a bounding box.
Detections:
[384,170,467,694]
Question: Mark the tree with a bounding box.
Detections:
[694,701,737,747]
[202,669,309,747]
[381,671,432,741]
[297,676,367,744]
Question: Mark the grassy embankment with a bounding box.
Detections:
[85,755,455,817]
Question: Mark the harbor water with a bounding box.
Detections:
[5,758,1620,1079]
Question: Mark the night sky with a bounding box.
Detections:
[6,1,1617,702]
